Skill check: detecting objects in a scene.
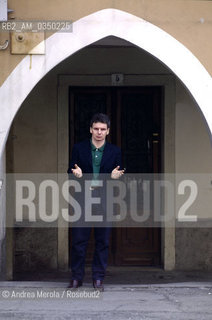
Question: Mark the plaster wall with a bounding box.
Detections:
[175,81,212,222]
[1,0,212,86]
[176,81,212,174]
[0,151,6,279]
[175,82,212,269]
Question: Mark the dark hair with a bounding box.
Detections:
[90,113,110,128]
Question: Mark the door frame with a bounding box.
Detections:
[57,74,176,271]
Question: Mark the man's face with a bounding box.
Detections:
[90,122,109,142]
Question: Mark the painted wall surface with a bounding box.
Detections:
[7,72,58,173]
[0,0,212,86]
[174,80,212,270]
[7,45,212,270]
[176,81,212,174]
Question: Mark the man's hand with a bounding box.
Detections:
[72,164,83,178]
[111,166,125,179]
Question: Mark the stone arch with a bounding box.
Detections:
[0,8,212,159]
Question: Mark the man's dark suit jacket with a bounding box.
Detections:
[68,139,122,174]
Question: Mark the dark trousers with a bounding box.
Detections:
[71,226,111,281]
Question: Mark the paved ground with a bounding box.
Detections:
[0,268,212,320]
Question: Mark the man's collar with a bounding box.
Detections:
[90,139,106,152]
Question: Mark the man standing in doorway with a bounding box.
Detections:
[68,113,124,291]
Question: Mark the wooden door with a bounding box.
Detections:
[114,87,161,266]
[69,86,162,266]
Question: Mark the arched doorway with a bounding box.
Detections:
[1,8,212,278]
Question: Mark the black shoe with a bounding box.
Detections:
[68,279,83,289]
[93,279,104,291]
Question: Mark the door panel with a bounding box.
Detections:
[69,86,161,267]
[117,88,156,172]
[115,88,161,266]
[69,88,111,151]
[115,228,160,265]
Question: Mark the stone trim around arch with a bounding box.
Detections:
[0,8,212,159]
